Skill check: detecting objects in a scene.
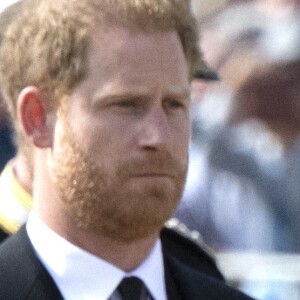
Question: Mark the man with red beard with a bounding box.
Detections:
[0,0,254,299]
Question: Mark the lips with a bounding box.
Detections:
[132,173,173,178]
[118,153,184,180]
[131,170,174,176]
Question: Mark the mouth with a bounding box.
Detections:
[131,173,174,179]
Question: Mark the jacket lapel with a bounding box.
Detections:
[163,249,253,300]
[0,226,63,300]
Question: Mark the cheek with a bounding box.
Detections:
[72,116,116,150]
[83,126,132,163]
[170,118,191,158]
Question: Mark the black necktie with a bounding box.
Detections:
[117,276,144,300]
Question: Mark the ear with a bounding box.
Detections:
[18,86,54,148]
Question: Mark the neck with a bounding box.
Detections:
[58,220,159,271]
[41,204,159,271]
[12,153,32,194]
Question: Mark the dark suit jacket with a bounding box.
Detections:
[0,228,8,243]
[0,226,254,300]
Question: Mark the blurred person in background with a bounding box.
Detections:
[175,0,271,251]
[0,0,31,242]
[0,97,15,171]
[218,9,300,299]
[178,0,300,253]
[202,0,300,253]
[0,1,19,171]
[175,1,300,298]
[227,40,300,252]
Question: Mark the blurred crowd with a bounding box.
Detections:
[174,0,300,299]
[176,0,300,252]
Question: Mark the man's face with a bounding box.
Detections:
[50,27,191,242]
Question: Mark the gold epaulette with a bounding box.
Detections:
[0,163,32,234]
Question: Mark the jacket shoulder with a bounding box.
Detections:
[164,252,255,300]
[0,226,63,300]
[161,218,225,281]
[0,228,9,243]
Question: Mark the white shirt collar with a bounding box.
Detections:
[26,212,167,300]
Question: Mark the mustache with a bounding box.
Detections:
[118,152,187,177]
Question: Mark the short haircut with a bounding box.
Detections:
[0,0,202,128]
[0,1,23,43]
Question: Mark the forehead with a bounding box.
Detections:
[82,26,190,90]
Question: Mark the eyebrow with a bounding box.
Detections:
[92,87,190,104]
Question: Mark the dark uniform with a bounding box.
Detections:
[0,225,255,300]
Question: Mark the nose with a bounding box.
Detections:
[138,106,170,151]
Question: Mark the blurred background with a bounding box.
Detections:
[0,1,17,170]
[174,0,300,299]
